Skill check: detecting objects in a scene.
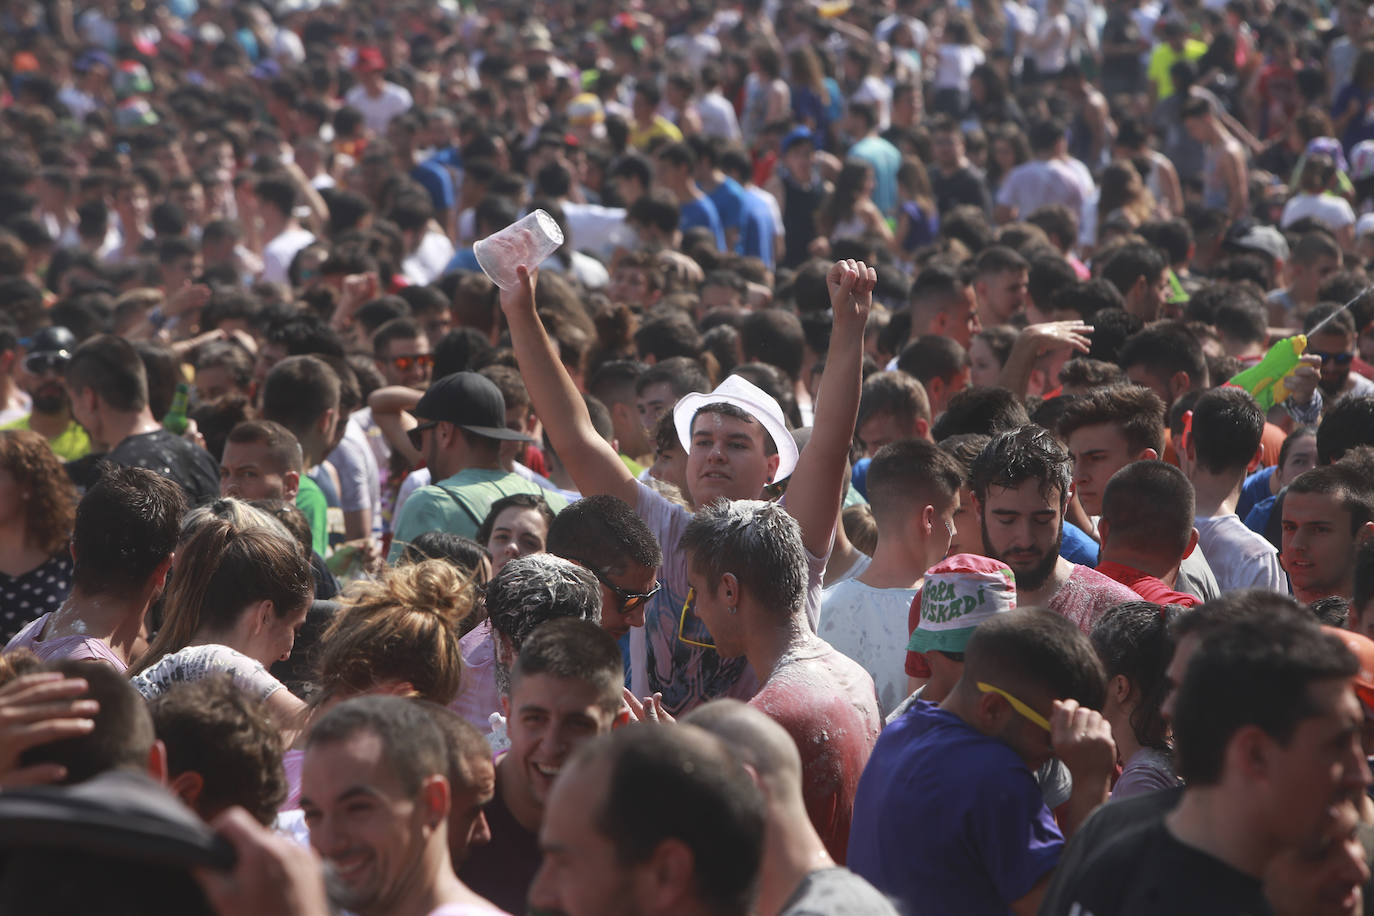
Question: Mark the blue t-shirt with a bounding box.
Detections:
[1237,465,1275,522]
[679,195,727,250]
[411,159,456,213]
[1060,521,1099,566]
[1245,494,1277,536]
[706,176,747,235]
[848,135,902,217]
[737,190,777,269]
[851,457,872,500]
[444,247,480,274]
[848,701,1063,914]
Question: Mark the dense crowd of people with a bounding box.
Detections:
[2,0,1374,914]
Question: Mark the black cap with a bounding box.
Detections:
[23,326,76,356]
[414,372,534,442]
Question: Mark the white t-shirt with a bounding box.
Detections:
[935,44,986,92]
[997,158,1088,219]
[130,644,286,704]
[1281,193,1357,234]
[261,226,316,285]
[817,579,919,716]
[698,91,743,141]
[560,202,630,260]
[403,230,457,285]
[1194,514,1286,593]
[1032,13,1072,73]
[343,81,414,134]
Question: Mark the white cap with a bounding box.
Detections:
[672,375,799,481]
[1357,213,1374,239]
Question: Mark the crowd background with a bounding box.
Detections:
[0,0,1372,914]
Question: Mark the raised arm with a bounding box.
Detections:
[501,266,639,505]
[786,260,874,558]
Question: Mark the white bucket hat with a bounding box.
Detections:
[672,374,799,481]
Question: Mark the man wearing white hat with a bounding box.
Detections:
[501,260,874,714]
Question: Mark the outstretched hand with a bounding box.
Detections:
[827,258,876,333]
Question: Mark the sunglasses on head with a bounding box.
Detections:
[1309,350,1354,366]
[24,351,70,374]
[407,420,439,451]
[391,353,434,372]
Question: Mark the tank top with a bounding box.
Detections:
[777,163,825,268]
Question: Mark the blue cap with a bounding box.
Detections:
[74,50,113,74]
[781,126,815,153]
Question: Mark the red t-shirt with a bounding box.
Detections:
[751,638,882,865]
[1094,560,1201,608]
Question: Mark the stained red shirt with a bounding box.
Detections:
[1094,560,1201,608]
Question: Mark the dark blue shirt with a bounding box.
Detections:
[1236,465,1275,522]
[848,701,1063,915]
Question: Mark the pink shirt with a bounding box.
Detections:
[1049,564,1142,634]
[4,612,128,672]
[450,620,502,735]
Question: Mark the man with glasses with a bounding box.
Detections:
[388,372,564,561]
[546,494,663,640]
[1303,303,1374,404]
[372,317,433,391]
[848,609,1116,916]
[1,325,90,460]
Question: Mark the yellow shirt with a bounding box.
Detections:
[0,415,91,461]
[629,115,684,151]
[1147,39,1208,99]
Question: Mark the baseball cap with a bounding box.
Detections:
[413,372,535,442]
[1326,626,1374,713]
[1351,141,1374,183]
[1228,223,1289,263]
[22,326,77,356]
[781,126,815,153]
[354,46,386,73]
[1357,213,1374,240]
[906,554,1017,677]
[672,374,799,481]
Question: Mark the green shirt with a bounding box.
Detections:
[1147,40,1207,99]
[1,415,91,461]
[296,475,330,557]
[388,467,567,563]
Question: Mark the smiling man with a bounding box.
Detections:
[971,427,1137,633]
[459,618,627,915]
[1281,462,1374,605]
[300,695,505,916]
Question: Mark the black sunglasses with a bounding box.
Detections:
[24,351,70,374]
[1310,350,1354,366]
[407,420,439,451]
[582,563,661,614]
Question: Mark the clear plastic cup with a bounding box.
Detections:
[473,209,565,290]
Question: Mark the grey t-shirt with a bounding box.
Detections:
[779,867,901,916]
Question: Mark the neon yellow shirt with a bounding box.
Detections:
[1147,40,1207,99]
[0,415,91,461]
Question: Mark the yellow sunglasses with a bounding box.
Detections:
[677,587,717,650]
[977,682,1051,732]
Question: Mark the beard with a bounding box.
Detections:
[981,517,1063,593]
[31,382,67,415]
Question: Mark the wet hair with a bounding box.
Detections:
[0,429,78,555]
[1056,385,1165,456]
[969,425,1073,505]
[131,518,312,675]
[150,676,287,826]
[313,560,475,706]
[1090,601,1182,751]
[681,499,806,618]
[486,553,602,649]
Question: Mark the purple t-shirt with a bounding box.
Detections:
[848,700,1062,915]
[4,612,127,672]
